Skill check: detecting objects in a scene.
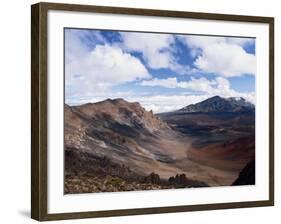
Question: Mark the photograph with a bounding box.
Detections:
[64,28,256,194]
[30,2,274,220]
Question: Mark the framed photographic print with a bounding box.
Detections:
[31,2,274,221]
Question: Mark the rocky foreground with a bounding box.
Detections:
[65,172,208,194]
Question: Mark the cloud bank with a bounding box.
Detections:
[65,29,255,113]
[65,33,150,99]
[179,35,256,77]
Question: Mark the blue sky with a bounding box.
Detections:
[65,28,255,113]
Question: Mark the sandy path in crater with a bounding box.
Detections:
[123,131,237,186]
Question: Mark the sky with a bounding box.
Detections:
[65,28,256,113]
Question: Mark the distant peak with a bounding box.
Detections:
[198,95,225,104]
[228,97,245,101]
[105,98,143,107]
[177,95,254,113]
[77,98,144,111]
[101,98,127,104]
[211,95,222,99]
[107,98,125,102]
[112,98,125,102]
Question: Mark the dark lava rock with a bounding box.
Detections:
[232,160,255,186]
[169,173,209,187]
[143,172,161,185]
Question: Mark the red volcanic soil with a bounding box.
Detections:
[187,136,255,173]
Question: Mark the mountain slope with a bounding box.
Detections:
[177,96,254,113]
[65,98,181,167]
[65,99,212,193]
[159,96,255,148]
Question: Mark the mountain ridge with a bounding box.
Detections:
[175,95,254,113]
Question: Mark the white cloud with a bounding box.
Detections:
[227,37,255,46]
[67,92,211,113]
[67,75,255,113]
[140,77,178,88]
[66,44,150,100]
[194,43,255,77]
[139,76,255,105]
[137,92,254,113]
[65,30,255,113]
[65,29,106,63]
[120,32,174,69]
[140,76,216,91]
[140,77,217,93]
[133,92,254,114]
[133,95,211,113]
[179,35,256,77]
[181,35,254,49]
[67,91,255,114]
[119,32,190,74]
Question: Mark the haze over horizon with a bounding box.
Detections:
[65,29,256,113]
